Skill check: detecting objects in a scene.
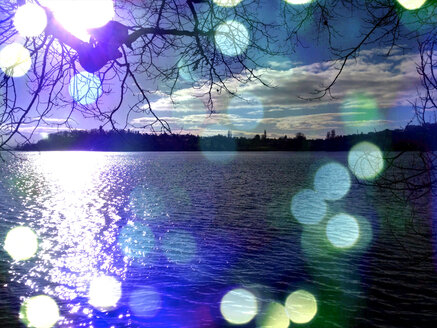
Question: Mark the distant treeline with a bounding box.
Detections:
[16,124,437,152]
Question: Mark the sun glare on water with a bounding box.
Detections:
[40,0,115,42]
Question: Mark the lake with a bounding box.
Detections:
[0,151,436,327]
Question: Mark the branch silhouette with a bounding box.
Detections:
[1,0,437,157]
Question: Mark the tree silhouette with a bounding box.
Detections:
[1,0,437,153]
[374,31,437,202]
[282,0,437,205]
[0,0,279,150]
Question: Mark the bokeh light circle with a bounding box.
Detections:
[348,142,384,180]
[4,226,38,261]
[118,223,155,260]
[397,0,427,10]
[0,43,31,77]
[341,92,380,135]
[314,162,351,200]
[258,302,290,328]
[285,290,317,324]
[88,276,122,310]
[69,72,102,105]
[14,3,47,37]
[326,213,360,248]
[177,59,199,82]
[291,189,327,225]
[215,20,250,56]
[161,230,197,264]
[21,295,60,328]
[213,0,243,7]
[129,286,162,318]
[220,288,258,324]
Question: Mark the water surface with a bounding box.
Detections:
[0,151,436,327]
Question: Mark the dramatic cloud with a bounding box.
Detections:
[131,48,420,138]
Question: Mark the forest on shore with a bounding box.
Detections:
[15,124,437,152]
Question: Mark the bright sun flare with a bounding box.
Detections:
[40,0,115,42]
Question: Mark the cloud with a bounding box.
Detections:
[132,47,420,137]
[263,113,392,131]
[25,117,71,125]
[18,126,79,133]
[267,59,294,70]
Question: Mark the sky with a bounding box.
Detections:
[5,0,427,142]
[130,47,420,139]
[125,0,422,140]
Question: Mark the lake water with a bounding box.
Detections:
[0,151,436,327]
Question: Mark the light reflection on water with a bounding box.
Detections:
[33,152,124,305]
[2,152,127,326]
[0,151,436,327]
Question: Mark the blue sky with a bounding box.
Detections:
[12,0,424,142]
[128,47,420,139]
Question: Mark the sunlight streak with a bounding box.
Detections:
[41,0,114,42]
[27,152,124,311]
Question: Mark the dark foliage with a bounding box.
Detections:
[16,124,437,152]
